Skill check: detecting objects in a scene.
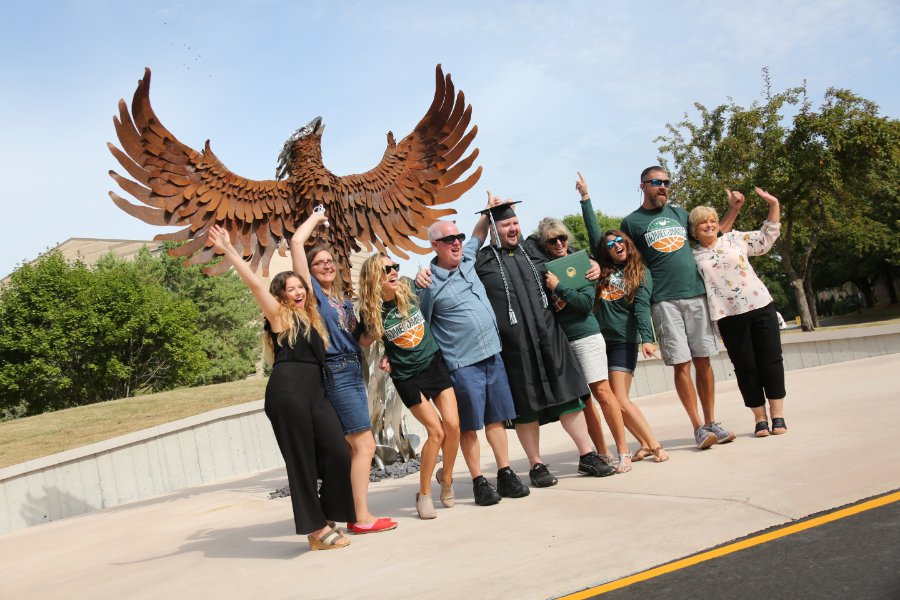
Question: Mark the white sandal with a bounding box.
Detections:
[616,453,632,474]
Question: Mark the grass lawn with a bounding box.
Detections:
[0,377,267,469]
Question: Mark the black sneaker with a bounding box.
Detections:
[528,463,558,488]
[496,467,530,498]
[472,476,501,506]
[578,451,616,477]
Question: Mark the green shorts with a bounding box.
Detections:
[514,398,586,425]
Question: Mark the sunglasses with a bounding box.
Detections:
[642,178,671,188]
[546,235,568,245]
[383,264,400,274]
[606,236,624,248]
[436,233,466,244]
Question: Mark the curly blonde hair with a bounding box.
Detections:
[262,271,329,364]
[358,253,416,340]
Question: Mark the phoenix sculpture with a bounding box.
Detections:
[108,65,482,291]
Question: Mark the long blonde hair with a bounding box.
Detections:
[358,253,416,340]
[263,271,329,363]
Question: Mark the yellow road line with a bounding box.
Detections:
[560,491,900,599]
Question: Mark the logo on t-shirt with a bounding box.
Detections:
[644,217,686,253]
[600,271,626,301]
[384,308,426,349]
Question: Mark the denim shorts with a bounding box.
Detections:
[606,340,638,374]
[323,353,371,435]
[449,354,517,432]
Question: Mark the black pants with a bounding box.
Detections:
[717,303,786,408]
[266,362,356,534]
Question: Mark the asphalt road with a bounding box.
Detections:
[565,491,900,600]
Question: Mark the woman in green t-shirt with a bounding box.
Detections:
[358,253,460,520]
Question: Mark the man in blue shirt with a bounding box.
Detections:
[415,209,530,506]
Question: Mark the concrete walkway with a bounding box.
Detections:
[1,354,898,600]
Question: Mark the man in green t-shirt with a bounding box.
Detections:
[620,166,744,449]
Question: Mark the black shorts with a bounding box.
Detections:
[392,351,453,409]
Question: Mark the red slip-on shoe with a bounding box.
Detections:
[347,517,398,534]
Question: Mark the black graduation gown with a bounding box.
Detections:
[475,241,590,417]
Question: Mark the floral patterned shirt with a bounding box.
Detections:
[692,220,781,321]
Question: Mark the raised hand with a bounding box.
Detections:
[207,224,234,254]
[576,171,589,199]
[755,187,779,205]
[725,189,746,210]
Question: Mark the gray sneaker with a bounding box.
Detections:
[695,425,717,449]
[707,422,736,444]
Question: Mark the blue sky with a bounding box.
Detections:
[1,0,898,277]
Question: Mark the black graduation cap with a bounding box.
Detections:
[475,200,522,222]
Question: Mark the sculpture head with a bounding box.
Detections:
[275,116,324,180]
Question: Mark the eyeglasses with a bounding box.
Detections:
[436,233,466,244]
[642,178,671,188]
[383,264,400,274]
[605,236,624,248]
[311,258,335,268]
[546,235,568,246]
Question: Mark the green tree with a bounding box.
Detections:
[105,245,262,385]
[563,210,622,256]
[0,251,207,418]
[657,71,898,330]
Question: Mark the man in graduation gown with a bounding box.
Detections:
[474,197,611,487]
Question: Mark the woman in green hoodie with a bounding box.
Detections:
[577,173,668,463]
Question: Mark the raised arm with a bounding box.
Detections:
[208,224,282,326]
[744,187,782,256]
[576,172,603,257]
[471,190,496,242]
[756,187,781,224]
[288,211,328,288]
[719,189,747,233]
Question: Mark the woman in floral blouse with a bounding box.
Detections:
[689,188,787,437]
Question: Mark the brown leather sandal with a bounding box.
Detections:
[633,447,652,462]
[650,447,669,463]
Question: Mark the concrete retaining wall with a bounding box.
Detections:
[2,324,897,533]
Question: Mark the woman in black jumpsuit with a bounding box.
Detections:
[209,223,355,550]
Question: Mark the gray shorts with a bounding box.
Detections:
[651,296,718,366]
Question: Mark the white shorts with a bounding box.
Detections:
[569,333,609,384]
[651,296,719,366]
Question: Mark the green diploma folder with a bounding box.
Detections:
[545,249,591,286]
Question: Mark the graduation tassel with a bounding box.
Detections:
[488,245,518,326]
